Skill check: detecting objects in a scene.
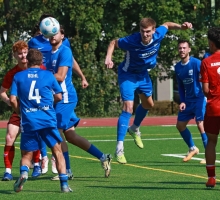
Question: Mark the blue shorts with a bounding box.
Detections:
[178,98,206,122]
[118,69,152,101]
[54,102,80,131]
[20,127,63,151]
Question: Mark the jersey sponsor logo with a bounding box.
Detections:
[135,48,141,51]
[140,49,157,58]
[52,60,57,67]
[28,74,38,78]
[38,47,44,50]
[25,105,50,113]
[154,43,158,47]
[188,69,193,75]
[211,62,220,67]
[183,78,193,84]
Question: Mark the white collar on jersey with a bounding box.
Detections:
[181,59,190,66]
[42,35,49,41]
[141,39,153,46]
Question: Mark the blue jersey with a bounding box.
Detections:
[28,34,71,65]
[174,56,204,102]
[45,44,76,103]
[203,52,211,59]
[118,26,168,73]
[10,68,62,132]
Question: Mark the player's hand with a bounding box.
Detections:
[105,58,114,69]
[82,79,89,89]
[181,22,193,30]
[179,102,186,112]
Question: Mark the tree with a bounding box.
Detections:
[0,0,219,117]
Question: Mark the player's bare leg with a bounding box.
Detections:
[2,124,19,181]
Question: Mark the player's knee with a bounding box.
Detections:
[122,104,133,113]
[144,103,154,109]
[141,102,154,109]
[64,130,77,144]
[176,124,185,132]
[5,132,17,144]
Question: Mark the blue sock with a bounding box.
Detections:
[117,111,132,141]
[40,140,47,157]
[180,128,195,148]
[87,144,103,159]
[59,173,68,187]
[134,104,148,126]
[20,165,29,174]
[63,152,71,170]
[201,133,208,148]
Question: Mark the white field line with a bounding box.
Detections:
[0,136,215,143]
[162,153,220,163]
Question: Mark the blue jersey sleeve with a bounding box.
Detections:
[10,76,18,96]
[118,33,139,51]
[63,38,71,48]
[58,47,73,68]
[154,26,168,40]
[28,38,37,49]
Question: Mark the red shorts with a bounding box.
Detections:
[8,112,20,127]
[204,114,220,135]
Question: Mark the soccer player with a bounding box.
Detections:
[45,27,112,179]
[0,41,43,180]
[28,13,89,175]
[200,27,220,188]
[10,49,72,192]
[105,17,193,164]
[174,39,207,163]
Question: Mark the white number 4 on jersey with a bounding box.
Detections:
[28,80,41,103]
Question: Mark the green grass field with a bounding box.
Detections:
[0,125,220,200]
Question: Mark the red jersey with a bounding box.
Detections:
[1,64,46,89]
[200,51,220,116]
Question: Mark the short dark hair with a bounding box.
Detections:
[139,18,156,28]
[208,27,220,49]
[39,13,53,23]
[60,25,65,35]
[27,49,43,66]
[178,39,191,48]
[32,23,40,36]
[35,13,54,32]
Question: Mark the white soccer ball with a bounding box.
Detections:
[39,17,60,37]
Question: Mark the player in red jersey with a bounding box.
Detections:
[199,27,220,188]
[0,41,43,181]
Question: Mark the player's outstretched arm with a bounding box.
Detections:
[0,86,11,106]
[9,95,20,114]
[162,22,193,30]
[105,39,119,69]
[72,59,89,89]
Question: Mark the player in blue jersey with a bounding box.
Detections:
[10,49,72,192]
[174,39,207,163]
[28,13,89,175]
[105,17,193,164]
[45,27,112,179]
